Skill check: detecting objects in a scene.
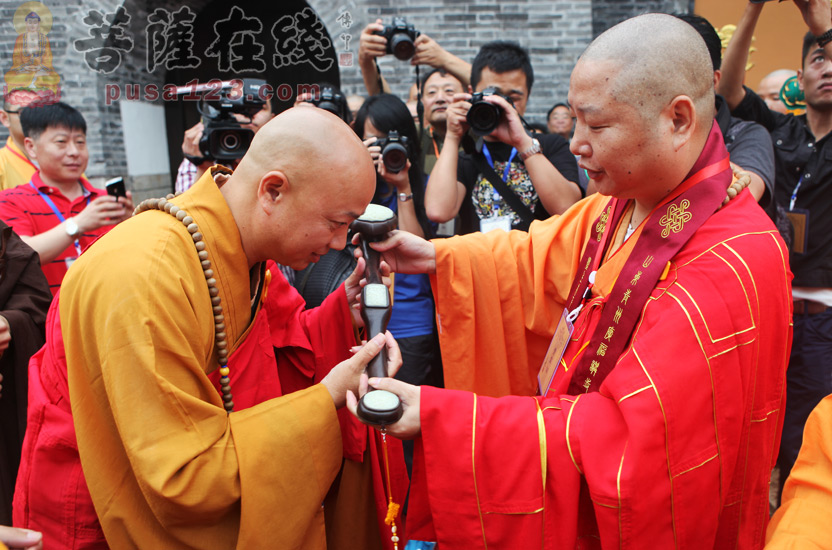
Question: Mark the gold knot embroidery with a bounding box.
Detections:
[659,199,692,238]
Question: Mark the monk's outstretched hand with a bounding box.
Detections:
[346,376,421,439]
[352,230,436,275]
[321,331,401,408]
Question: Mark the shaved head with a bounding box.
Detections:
[231,106,370,193]
[580,13,715,128]
[569,14,717,215]
[763,69,798,83]
[757,69,796,114]
[223,106,376,268]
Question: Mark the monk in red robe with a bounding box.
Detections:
[348,14,792,549]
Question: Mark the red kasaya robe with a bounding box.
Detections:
[407,155,792,546]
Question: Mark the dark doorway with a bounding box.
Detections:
[163,0,340,186]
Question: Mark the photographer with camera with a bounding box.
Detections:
[419,68,465,178]
[174,86,274,194]
[425,41,581,235]
[358,18,471,97]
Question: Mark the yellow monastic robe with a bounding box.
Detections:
[62,170,343,549]
[766,394,832,549]
[0,137,36,191]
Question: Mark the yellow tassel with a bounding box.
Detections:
[384,502,401,525]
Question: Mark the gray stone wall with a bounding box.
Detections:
[0,0,122,185]
[592,0,693,36]
[0,0,691,200]
[314,0,594,126]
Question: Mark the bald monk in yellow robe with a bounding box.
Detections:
[14,107,398,549]
[0,90,38,191]
[765,393,832,549]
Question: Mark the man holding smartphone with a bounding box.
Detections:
[0,102,132,294]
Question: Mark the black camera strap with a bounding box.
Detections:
[471,140,535,227]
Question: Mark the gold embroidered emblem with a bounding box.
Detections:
[583,378,592,389]
[595,209,610,241]
[604,326,615,341]
[597,343,608,356]
[659,199,693,238]
[589,360,599,375]
[642,255,654,268]
[622,289,632,304]
[613,307,623,324]
[631,270,642,286]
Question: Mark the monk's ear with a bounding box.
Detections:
[257,170,288,214]
[797,68,805,91]
[0,112,9,129]
[665,95,696,151]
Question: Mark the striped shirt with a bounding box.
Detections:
[175,158,197,194]
[0,172,114,294]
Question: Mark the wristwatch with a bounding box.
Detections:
[398,192,414,202]
[519,138,542,161]
[65,217,80,238]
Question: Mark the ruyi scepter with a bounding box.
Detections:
[351,204,404,426]
[352,204,404,549]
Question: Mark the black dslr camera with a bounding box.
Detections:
[467,87,514,136]
[375,17,420,61]
[375,131,409,173]
[306,85,351,124]
[176,78,269,161]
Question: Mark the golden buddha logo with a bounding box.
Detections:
[3,1,61,106]
[659,199,693,239]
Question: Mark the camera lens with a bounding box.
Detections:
[467,102,502,136]
[389,33,416,60]
[220,131,241,152]
[382,142,408,173]
[208,127,254,160]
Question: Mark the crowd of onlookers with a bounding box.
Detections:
[1,1,831,547]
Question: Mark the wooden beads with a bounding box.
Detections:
[134,196,235,413]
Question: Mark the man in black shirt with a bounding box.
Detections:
[425,41,581,234]
[675,13,775,209]
[718,0,832,502]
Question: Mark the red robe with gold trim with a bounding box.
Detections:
[407,184,792,548]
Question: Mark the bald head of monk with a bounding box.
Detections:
[757,69,796,114]
[569,13,715,224]
[223,107,376,269]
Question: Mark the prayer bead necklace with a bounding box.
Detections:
[134,195,234,413]
[723,168,752,207]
